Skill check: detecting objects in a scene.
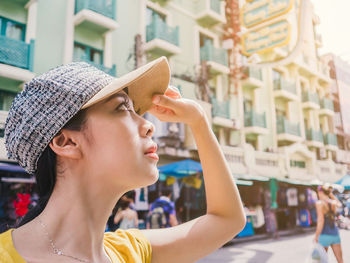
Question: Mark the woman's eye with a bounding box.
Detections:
[117,101,133,112]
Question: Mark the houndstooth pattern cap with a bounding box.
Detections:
[4,62,114,174]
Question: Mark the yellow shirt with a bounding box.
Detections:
[0,228,152,263]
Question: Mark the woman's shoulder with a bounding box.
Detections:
[103,229,151,263]
[0,229,26,263]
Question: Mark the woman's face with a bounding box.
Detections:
[80,90,159,191]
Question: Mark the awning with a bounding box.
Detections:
[0,162,26,173]
[158,159,202,178]
[1,177,35,184]
[235,179,253,186]
[336,174,350,190]
[277,178,311,186]
[235,173,270,182]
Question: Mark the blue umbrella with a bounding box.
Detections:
[335,174,350,190]
[158,159,202,178]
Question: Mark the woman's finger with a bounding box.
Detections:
[165,86,181,99]
[152,94,179,111]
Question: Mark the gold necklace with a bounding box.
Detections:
[37,217,112,263]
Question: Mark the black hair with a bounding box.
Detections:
[15,109,88,228]
[161,188,172,197]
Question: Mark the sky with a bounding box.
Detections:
[311,0,350,62]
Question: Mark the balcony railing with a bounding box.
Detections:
[273,78,297,95]
[277,116,301,136]
[244,111,266,128]
[146,16,179,46]
[211,97,230,119]
[210,0,221,14]
[324,133,337,146]
[200,41,228,67]
[243,67,262,81]
[306,129,323,142]
[73,54,116,76]
[321,98,334,111]
[302,90,320,105]
[0,36,34,71]
[75,0,116,20]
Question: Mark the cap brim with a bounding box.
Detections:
[81,56,170,115]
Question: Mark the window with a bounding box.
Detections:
[272,70,281,82]
[290,160,306,168]
[199,34,213,48]
[0,90,17,111]
[74,42,103,65]
[243,98,253,112]
[0,16,25,41]
[146,7,166,26]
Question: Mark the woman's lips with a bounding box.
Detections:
[144,152,159,160]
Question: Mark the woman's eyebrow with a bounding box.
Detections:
[104,93,130,104]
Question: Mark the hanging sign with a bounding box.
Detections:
[241,0,294,28]
[241,19,290,56]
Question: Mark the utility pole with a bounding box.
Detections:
[134,34,143,69]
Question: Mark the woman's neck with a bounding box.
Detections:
[12,174,124,262]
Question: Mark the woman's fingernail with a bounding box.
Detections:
[152,95,160,104]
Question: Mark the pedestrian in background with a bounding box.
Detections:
[315,184,344,263]
[147,189,178,229]
[114,199,138,230]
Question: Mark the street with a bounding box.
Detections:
[197,229,350,263]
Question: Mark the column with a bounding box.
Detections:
[63,0,75,64]
[25,0,38,43]
[103,31,112,67]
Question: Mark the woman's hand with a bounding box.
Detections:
[314,235,319,243]
[148,86,207,129]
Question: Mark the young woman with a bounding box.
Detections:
[0,56,245,263]
[315,184,344,263]
[113,200,138,230]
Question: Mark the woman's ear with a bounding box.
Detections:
[49,130,82,159]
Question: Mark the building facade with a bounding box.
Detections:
[0,0,348,185]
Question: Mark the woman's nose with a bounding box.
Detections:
[140,119,155,138]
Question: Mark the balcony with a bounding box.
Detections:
[221,145,247,175]
[0,36,35,81]
[317,160,346,183]
[145,16,181,57]
[211,97,235,128]
[195,0,226,27]
[241,67,263,89]
[305,129,324,148]
[149,0,171,5]
[200,41,229,75]
[74,0,118,33]
[319,98,334,116]
[324,133,338,151]
[277,116,302,143]
[73,54,116,76]
[244,110,268,135]
[0,36,34,71]
[273,77,298,101]
[254,151,282,178]
[302,90,320,110]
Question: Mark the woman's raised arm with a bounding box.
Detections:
[141,87,246,263]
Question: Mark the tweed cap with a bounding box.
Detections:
[5,57,170,175]
[5,62,114,174]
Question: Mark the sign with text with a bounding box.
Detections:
[241,19,290,56]
[241,0,294,28]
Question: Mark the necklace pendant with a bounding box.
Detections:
[54,248,63,255]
